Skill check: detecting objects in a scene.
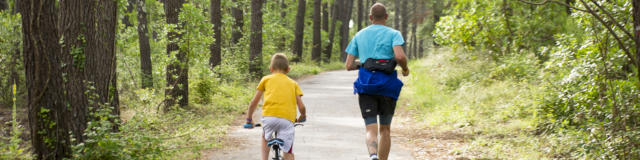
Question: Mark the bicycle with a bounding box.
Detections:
[244,120,305,160]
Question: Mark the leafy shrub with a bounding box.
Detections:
[72,105,165,160]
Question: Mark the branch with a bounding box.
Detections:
[579,0,637,65]
[517,0,588,12]
[589,0,637,44]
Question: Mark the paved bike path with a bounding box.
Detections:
[208,70,413,160]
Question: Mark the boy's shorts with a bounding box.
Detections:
[262,116,295,153]
[358,94,397,125]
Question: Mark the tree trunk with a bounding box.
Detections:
[20,0,72,158]
[364,0,370,26]
[312,0,322,63]
[280,0,288,49]
[357,0,363,31]
[419,39,424,57]
[411,0,418,58]
[292,0,306,62]
[138,0,153,89]
[394,0,400,29]
[165,0,188,109]
[324,0,339,63]
[633,0,640,83]
[339,0,354,61]
[231,0,244,44]
[502,0,514,53]
[210,0,222,68]
[0,0,7,11]
[249,0,264,79]
[322,1,329,33]
[59,0,120,137]
[400,0,408,51]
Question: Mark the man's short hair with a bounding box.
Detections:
[369,3,387,20]
[270,53,289,71]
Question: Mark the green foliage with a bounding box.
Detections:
[0,0,353,159]
[430,0,640,158]
[404,49,545,158]
[0,10,24,108]
[434,0,571,59]
[178,2,214,62]
[71,105,165,160]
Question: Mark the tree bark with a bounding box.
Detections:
[165,0,188,109]
[20,0,72,158]
[312,0,322,62]
[364,0,370,26]
[357,0,363,31]
[59,0,120,136]
[231,0,244,44]
[324,0,339,63]
[292,0,306,62]
[249,0,264,79]
[210,0,222,68]
[419,39,424,57]
[138,0,153,89]
[400,0,408,51]
[339,0,354,61]
[322,1,329,33]
[394,0,400,29]
[0,0,7,11]
[411,0,418,58]
[280,0,288,49]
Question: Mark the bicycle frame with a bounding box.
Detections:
[265,122,304,160]
[268,132,283,160]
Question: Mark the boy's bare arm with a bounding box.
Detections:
[296,95,307,121]
[246,90,264,122]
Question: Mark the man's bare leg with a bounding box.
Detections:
[378,125,391,160]
[262,132,269,160]
[283,153,295,160]
[365,124,379,156]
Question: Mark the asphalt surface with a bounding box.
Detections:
[208,70,413,160]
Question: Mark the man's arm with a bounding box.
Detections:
[345,54,359,71]
[393,46,410,76]
[295,95,306,122]
[246,90,264,123]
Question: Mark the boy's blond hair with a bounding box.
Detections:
[270,53,289,71]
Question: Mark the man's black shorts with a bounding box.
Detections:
[358,94,397,125]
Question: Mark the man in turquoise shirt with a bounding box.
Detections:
[344,3,410,160]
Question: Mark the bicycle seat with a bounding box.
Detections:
[267,138,285,148]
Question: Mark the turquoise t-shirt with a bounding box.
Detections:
[345,24,405,63]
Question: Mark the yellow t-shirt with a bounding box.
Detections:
[257,73,303,122]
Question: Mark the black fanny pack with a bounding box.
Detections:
[362,58,397,74]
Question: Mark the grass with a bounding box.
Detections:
[401,48,555,159]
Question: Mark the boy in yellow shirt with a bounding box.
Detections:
[244,53,307,160]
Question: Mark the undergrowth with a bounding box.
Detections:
[403,48,557,159]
